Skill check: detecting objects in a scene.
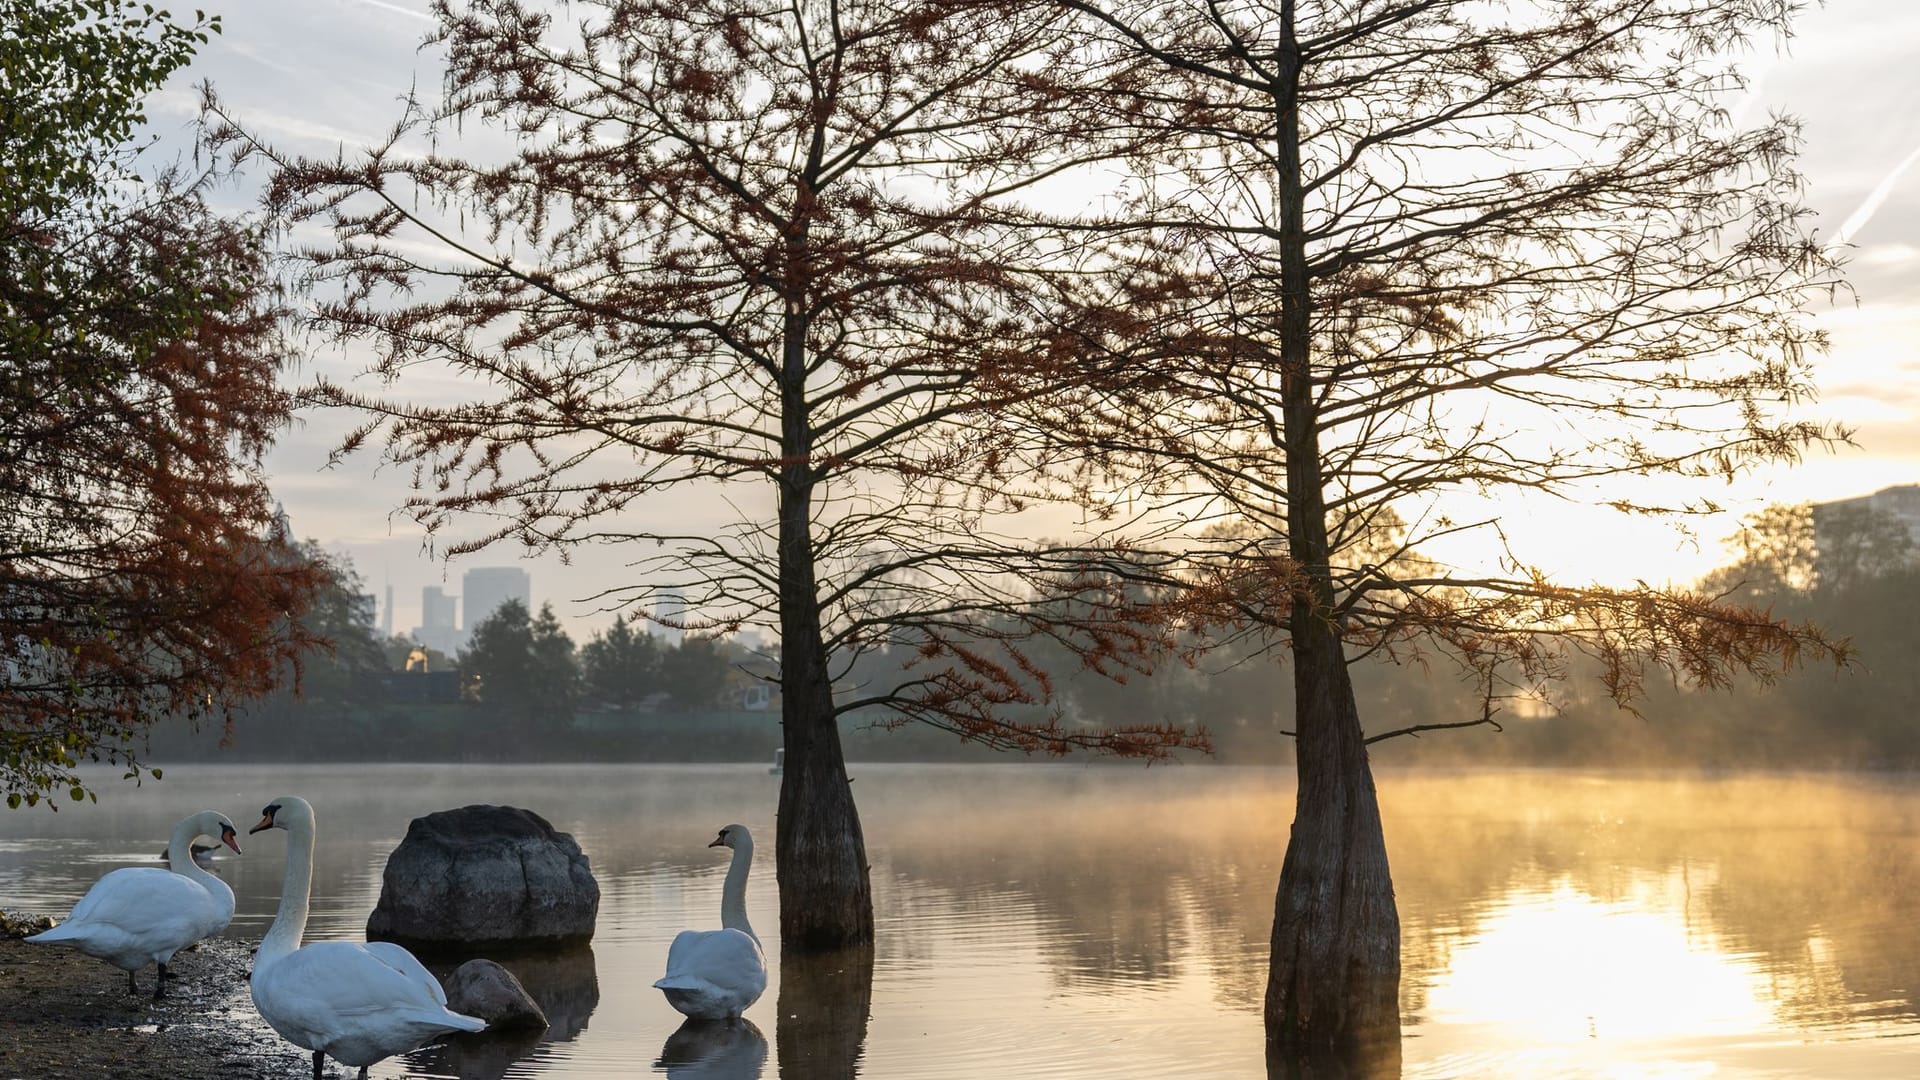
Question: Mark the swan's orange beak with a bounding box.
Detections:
[708,834,726,847]
[221,825,243,855]
[248,813,275,835]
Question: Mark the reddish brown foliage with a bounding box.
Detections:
[1033,0,1855,740]
[203,0,1206,762]
[1,176,322,805]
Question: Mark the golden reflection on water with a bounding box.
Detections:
[5,765,1920,1078]
[862,767,1920,1078]
[1426,875,1776,1040]
[1388,772,1920,1078]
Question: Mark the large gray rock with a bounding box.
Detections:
[366,805,598,950]
[444,958,547,1031]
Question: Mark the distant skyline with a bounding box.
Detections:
[395,565,537,655]
[158,0,1920,637]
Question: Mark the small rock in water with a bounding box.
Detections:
[444,959,547,1031]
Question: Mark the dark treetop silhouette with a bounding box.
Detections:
[206,0,1206,949]
[1041,0,1852,1054]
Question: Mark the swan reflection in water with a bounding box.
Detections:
[655,1018,769,1079]
[649,943,876,1080]
[403,944,601,1080]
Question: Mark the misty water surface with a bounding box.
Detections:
[3,763,1917,1078]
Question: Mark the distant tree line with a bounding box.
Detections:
[461,598,744,718]
[1359,502,1920,770]
[150,507,1920,770]
[827,502,1920,771]
[145,547,758,762]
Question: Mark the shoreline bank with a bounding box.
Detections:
[0,924,309,1080]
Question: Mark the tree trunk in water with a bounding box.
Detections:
[1264,0,1400,1054]
[774,627,874,948]
[1263,617,1401,1053]
[773,233,874,949]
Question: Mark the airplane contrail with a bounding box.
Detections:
[343,0,435,21]
[1834,140,1920,247]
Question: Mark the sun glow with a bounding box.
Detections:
[1425,875,1774,1039]
[1414,869,1782,1077]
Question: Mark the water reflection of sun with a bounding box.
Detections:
[1416,869,1778,1075]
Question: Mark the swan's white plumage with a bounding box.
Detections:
[654,823,768,1020]
[248,795,485,1074]
[26,809,238,989]
[251,940,485,1067]
[656,928,767,1019]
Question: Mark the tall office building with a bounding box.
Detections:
[462,566,533,630]
[412,585,461,657]
[654,588,686,646]
[380,584,394,637]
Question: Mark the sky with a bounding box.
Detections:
[144,0,1920,640]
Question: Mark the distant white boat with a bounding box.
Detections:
[768,748,784,776]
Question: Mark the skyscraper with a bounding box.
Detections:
[462,566,533,631]
[381,583,394,637]
[654,588,686,646]
[412,585,461,657]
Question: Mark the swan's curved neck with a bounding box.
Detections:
[721,837,756,945]
[258,817,314,968]
[166,817,226,895]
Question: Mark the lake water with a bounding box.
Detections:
[3,763,1918,1078]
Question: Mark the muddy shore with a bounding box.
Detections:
[0,913,311,1080]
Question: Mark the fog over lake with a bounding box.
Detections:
[4,763,1917,1078]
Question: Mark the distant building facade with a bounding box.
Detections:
[412,585,461,657]
[368,668,461,705]
[1817,484,1920,549]
[654,588,686,646]
[462,566,532,631]
[1811,484,1920,590]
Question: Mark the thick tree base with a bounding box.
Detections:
[1266,612,1401,1056]
[1266,1033,1403,1080]
[775,708,875,951]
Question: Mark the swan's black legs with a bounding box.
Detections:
[152,962,168,1000]
[311,1049,325,1080]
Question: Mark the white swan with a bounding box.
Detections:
[26,809,241,998]
[247,795,486,1080]
[654,823,768,1020]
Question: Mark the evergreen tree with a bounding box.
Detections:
[529,603,582,721]
[284,543,387,706]
[459,599,580,744]
[581,617,661,709]
[659,637,734,711]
